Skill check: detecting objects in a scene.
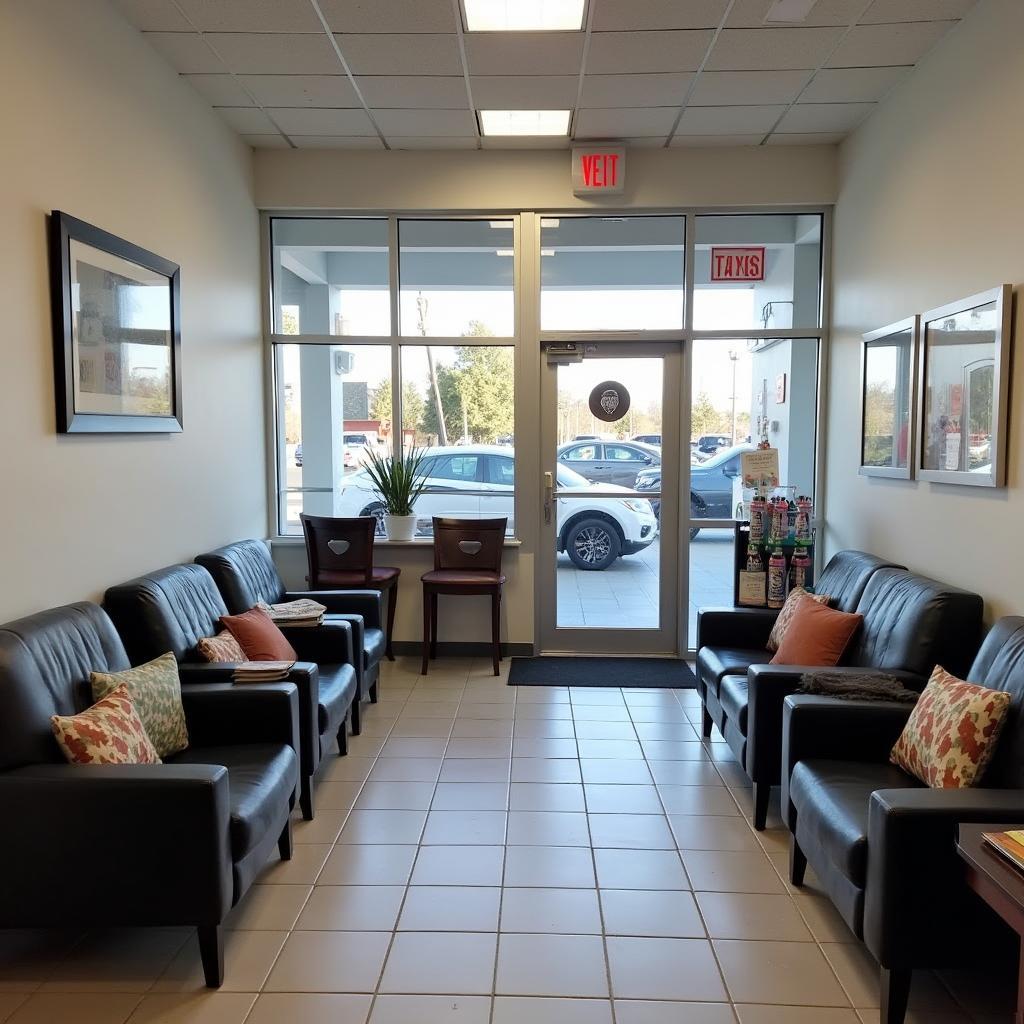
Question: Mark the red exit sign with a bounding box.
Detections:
[711,246,766,282]
[572,147,625,195]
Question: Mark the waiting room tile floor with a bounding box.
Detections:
[0,658,1014,1023]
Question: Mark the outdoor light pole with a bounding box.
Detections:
[729,349,739,443]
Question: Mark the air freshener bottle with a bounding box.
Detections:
[767,547,787,609]
[749,496,767,547]
[746,542,763,573]
[795,496,813,546]
[790,547,811,591]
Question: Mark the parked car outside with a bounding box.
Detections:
[695,434,732,455]
[632,434,662,446]
[556,439,661,488]
[635,442,754,539]
[335,444,657,571]
[294,443,302,467]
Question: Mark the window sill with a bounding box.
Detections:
[271,536,523,549]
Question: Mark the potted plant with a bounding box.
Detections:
[361,445,429,542]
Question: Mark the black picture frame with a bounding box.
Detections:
[49,210,182,433]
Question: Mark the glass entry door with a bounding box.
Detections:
[538,345,682,655]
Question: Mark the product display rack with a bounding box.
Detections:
[731,521,816,608]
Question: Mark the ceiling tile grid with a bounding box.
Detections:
[113,0,980,151]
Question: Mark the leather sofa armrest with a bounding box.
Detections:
[864,787,1024,968]
[279,620,356,669]
[181,682,300,753]
[0,764,232,926]
[780,695,914,828]
[285,589,383,628]
[697,607,778,650]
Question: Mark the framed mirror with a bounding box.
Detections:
[860,316,918,479]
[917,285,1012,487]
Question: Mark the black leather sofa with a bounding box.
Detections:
[196,539,384,714]
[782,616,1024,1024]
[104,562,358,821]
[0,602,299,987]
[697,552,983,828]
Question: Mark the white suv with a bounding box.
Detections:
[334,444,658,571]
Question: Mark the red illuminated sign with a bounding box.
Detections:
[711,246,766,282]
[572,147,625,195]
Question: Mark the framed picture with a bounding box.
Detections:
[859,316,918,479]
[49,211,181,433]
[917,285,1011,487]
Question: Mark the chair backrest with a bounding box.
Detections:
[195,539,287,614]
[849,567,983,679]
[300,514,376,588]
[432,517,507,573]
[968,617,1024,788]
[816,550,905,613]
[104,563,229,666]
[0,603,130,770]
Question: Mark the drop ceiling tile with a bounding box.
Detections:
[293,135,385,148]
[593,0,730,30]
[465,33,585,76]
[860,0,978,23]
[827,21,956,67]
[241,133,291,148]
[112,0,192,31]
[618,136,669,147]
[319,0,456,32]
[143,32,225,74]
[374,109,477,136]
[675,104,785,133]
[706,27,844,70]
[801,66,909,102]
[472,76,580,108]
[338,34,463,75]
[580,74,692,108]
[214,106,278,132]
[184,73,254,106]
[267,106,377,135]
[358,76,469,108]
[726,0,864,26]
[481,136,570,149]
[777,101,875,132]
[669,134,764,146]
[587,30,713,74]
[391,137,479,149]
[766,132,846,144]
[174,0,321,31]
[238,74,359,107]
[689,70,810,105]
[208,33,341,74]
[575,107,679,137]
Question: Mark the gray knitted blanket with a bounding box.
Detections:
[798,672,920,704]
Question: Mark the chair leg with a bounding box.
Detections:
[880,967,911,1024]
[430,593,438,660]
[789,836,807,886]
[421,588,430,675]
[198,925,224,989]
[369,677,379,703]
[385,583,397,661]
[299,776,314,821]
[701,705,713,739]
[752,781,771,831]
[350,697,362,737]
[491,591,501,676]
[338,722,348,756]
[278,819,293,861]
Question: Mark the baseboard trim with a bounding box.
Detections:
[391,641,535,658]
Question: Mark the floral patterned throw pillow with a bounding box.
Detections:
[767,587,832,652]
[891,665,1011,788]
[91,651,188,758]
[51,683,161,765]
[197,631,247,663]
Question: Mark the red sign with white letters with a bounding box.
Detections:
[572,147,625,194]
[711,246,766,282]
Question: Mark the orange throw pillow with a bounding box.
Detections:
[769,598,862,667]
[767,587,832,652]
[891,665,1011,788]
[220,606,298,662]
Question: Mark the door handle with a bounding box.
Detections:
[543,471,553,525]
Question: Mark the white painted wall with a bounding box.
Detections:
[0,0,263,622]
[826,0,1023,622]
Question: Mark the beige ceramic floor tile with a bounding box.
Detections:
[736,1006,860,1023]
[314,781,363,810]
[380,737,448,758]
[295,886,405,931]
[669,814,763,852]
[714,939,850,1006]
[447,737,514,758]
[510,718,575,739]
[0,930,85,992]
[264,931,391,993]
[600,889,705,937]
[500,888,602,934]
[441,758,512,783]
[506,811,590,846]
[579,760,652,784]
[452,718,515,738]
[508,783,586,812]
[606,936,728,1001]
[510,758,582,783]
[318,844,418,886]
[258,843,332,885]
[398,885,500,931]
[224,884,312,931]
[657,786,740,815]
[584,785,663,814]
[792,893,858,943]
[41,929,190,993]
[6,993,141,1024]
[421,810,508,845]
[354,782,435,810]
[614,1000,736,1024]
[495,933,608,997]
[338,809,428,844]
[682,851,787,893]
[648,760,724,785]
[321,756,375,782]
[411,845,505,886]
[512,737,579,759]
[431,782,509,810]
[367,757,443,782]
[503,845,596,888]
[124,992,257,1023]
[697,892,814,942]
[492,996,613,1024]
[587,813,675,849]
[389,718,452,738]
[369,994,491,1024]
[593,848,690,890]
[0,994,29,1021]
[379,932,497,994]
[245,993,372,1024]
[293,809,349,845]
[151,930,287,993]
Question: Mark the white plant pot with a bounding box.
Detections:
[383,514,418,542]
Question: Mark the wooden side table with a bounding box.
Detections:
[956,823,1024,1024]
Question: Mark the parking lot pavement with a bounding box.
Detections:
[557,529,734,645]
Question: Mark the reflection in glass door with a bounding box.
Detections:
[540,348,681,655]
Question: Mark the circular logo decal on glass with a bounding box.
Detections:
[589,381,631,423]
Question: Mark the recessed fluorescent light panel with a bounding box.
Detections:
[479,110,571,136]
[463,0,586,31]
[764,0,818,23]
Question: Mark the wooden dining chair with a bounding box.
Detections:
[299,514,400,660]
[421,517,508,676]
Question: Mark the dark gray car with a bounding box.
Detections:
[556,440,661,488]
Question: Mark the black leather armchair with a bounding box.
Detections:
[196,539,384,712]
[782,616,1024,1024]
[103,562,358,821]
[0,602,300,988]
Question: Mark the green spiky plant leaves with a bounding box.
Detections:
[361,445,430,517]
